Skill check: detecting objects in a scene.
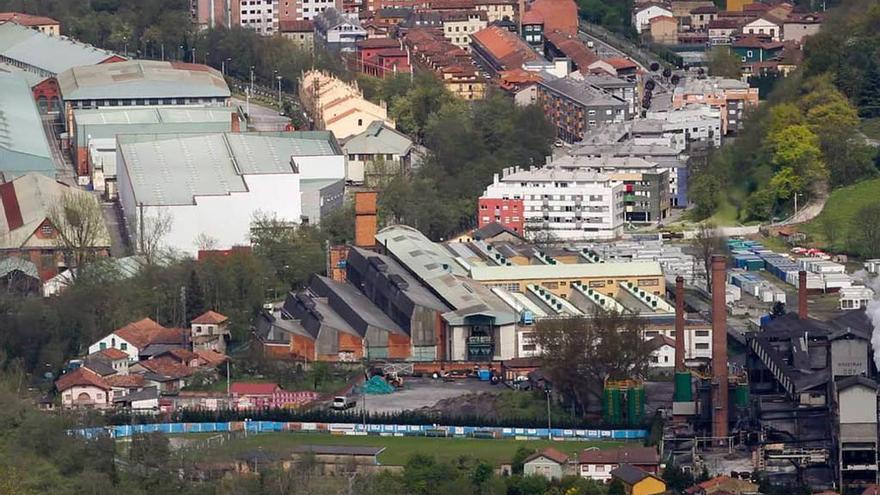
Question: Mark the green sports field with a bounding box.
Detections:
[196,432,627,466]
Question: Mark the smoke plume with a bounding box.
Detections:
[867,275,880,370]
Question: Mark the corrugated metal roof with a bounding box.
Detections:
[0,22,116,75]
[341,121,412,155]
[0,73,54,179]
[58,60,230,101]
[74,106,235,126]
[118,132,340,206]
[469,261,664,282]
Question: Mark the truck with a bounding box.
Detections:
[331,395,357,410]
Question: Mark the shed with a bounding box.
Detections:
[523,447,569,479]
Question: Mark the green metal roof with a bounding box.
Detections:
[0,22,116,76]
[58,60,230,101]
[73,107,236,147]
[0,73,55,179]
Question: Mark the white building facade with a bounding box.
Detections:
[481,166,625,241]
[633,5,673,33]
[239,0,279,34]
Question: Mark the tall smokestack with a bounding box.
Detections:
[674,276,686,372]
[798,270,808,320]
[711,255,729,442]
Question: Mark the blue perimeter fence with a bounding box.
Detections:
[71,421,648,441]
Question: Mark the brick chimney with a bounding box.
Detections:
[354,191,378,249]
[231,111,241,133]
[798,270,808,319]
[674,276,685,372]
[711,255,728,442]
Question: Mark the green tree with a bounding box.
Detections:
[608,478,626,495]
[510,446,535,474]
[185,269,206,324]
[707,46,742,79]
[851,202,880,257]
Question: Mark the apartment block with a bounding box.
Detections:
[538,76,630,143]
[672,77,758,134]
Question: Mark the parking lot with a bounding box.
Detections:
[361,376,504,414]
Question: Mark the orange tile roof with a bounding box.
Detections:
[56,367,110,392]
[97,348,129,360]
[195,350,229,367]
[114,318,168,349]
[279,19,313,32]
[526,0,578,35]
[520,8,544,24]
[192,310,229,325]
[0,12,60,26]
[106,374,146,388]
[471,25,540,70]
[603,57,639,70]
[138,357,195,379]
[524,447,569,464]
[544,30,599,72]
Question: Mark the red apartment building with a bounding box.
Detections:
[477,197,524,233]
[356,38,411,77]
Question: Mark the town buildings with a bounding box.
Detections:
[479,166,625,240]
[0,12,60,35]
[279,0,343,21]
[116,131,344,255]
[0,173,110,281]
[355,37,411,78]
[579,446,660,481]
[672,77,758,134]
[402,28,487,99]
[279,19,316,50]
[299,69,395,139]
[313,8,367,51]
[633,4,674,33]
[470,25,540,76]
[341,121,413,186]
[537,75,630,143]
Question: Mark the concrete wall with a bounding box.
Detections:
[831,339,869,377]
[839,385,877,425]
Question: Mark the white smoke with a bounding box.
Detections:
[867,275,880,369]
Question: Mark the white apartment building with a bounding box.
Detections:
[551,155,682,209]
[643,104,723,151]
[239,0,278,34]
[481,166,625,241]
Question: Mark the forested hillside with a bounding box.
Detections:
[688,1,880,227]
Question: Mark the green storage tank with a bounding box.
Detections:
[735,383,749,409]
[626,386,645,426]
[673,372,693,402]
[603,387,622,424]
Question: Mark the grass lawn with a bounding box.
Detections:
[194,432,626,466]
[801,177,880,251]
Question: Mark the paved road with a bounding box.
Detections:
[41,114,76,185]
[102,202,130,257]
[231,97,291,132]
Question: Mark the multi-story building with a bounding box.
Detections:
[313,8,367,51]
[278,0,342,21]
[279,19,315,51]
[582,73,637,116]
[191,0,232,29]
[689,4,717,30]
[473,0,517,22]
[237,0,279,34]
[341,121,413,185]
[355,37,410,78]
[538,76,630,143]
[440,10,488,50]
[672,77,758,135]
[782,12,822,43]
[642,104,722,150]
[477,197,525,233]
[299,69,394,139]
[470,25,540,76]
[479,166,625,240]
[0,12,61,35]
[403,28,487,99]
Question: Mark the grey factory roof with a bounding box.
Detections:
[375,225,516,326]
[0,74,55,179]
[74,106,235,126]
[0,61,48,87]
[341,121,412,156]
[539,76,626,108]
[0,22,118,75]
[58,60,230,101]
[310,275,407,336]
[348,246,451,314]
[117,131,338,206]
[572,142,683,159]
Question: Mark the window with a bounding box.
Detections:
[120,343,127,351]
[357,118,363,126]
[695,330,710,337]
[695,343,710,350]
[40,225,53,236]
[100,342,107,350]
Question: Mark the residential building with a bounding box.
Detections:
[783,12,822,43]
[669,1,713,23]
[470,25,540,76]
[341,121,413,186]
[0,12,61,35]
[191,0,232,29]
[440,10,488,50]
[355,37,411,78]
[742,15,781,41]
[116,131,344,254]
[313,8,367,52]
[113,386,160,412]
[57,60,231,134]
[191,310,232,353]
[299,69,394,138]
[520,9,545,45]
[70,106,239,187]
[689,4,717,30]
[543,30,599,74]
[642,104,723,150]
[725,0,753,12]
[86,348,131,376]
[375,225,518,361]
[647,335,675,367]
[672,77,758,134]
[279,19,315,51]
[236,0,279,34]
[582,73,637,115]
[591,57,639,78]
[402,28,487,99]
[633,4,673,33]
[523,448,569,479]
[0,74,55,180]
[278,0,343,21]
[87,318,188,362]
[578,446,660,482]
[610,465,666,495]
[649,15,678,44]
[55,368,112,409]
[0,173,110,281]
[473,0,517,23]
[707,18,745,45]
[538,75,629,143]
[479,166,625,240]
[731,35,783,64]
[497,68,544,106]
[523,0,577,36]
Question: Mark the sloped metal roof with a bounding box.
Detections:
[0,22,116,75]
[0,73,54,179]
[58,60,230,101]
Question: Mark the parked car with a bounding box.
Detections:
[331,395,357,410]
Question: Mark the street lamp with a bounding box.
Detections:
[222,57,231,76]
[249,65,255,95]
[178,45,184,61]
[123,36,128,58]
[274,70,282,108]
[191,47,196,64]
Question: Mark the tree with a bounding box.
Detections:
[851,202,880,258]
[692,222,725,292]
[534,311,652,415]
[48,190,109,274]
[768,124,827,196]
[510,446,535,474]
[608,478,627,495]
[250,213,327,290]
[139,208,173,265]
[662,465,695,492]
[858,59,880,118]
[707,47,742,79]
[185,269,206,324]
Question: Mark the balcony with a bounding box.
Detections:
[624,194,636,202]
